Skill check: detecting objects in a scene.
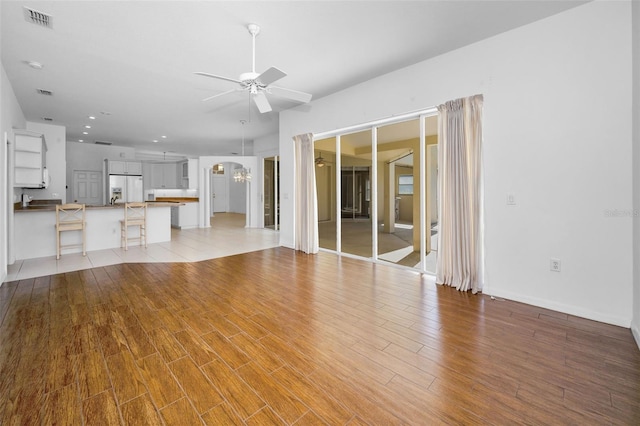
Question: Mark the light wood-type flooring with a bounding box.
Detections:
[1,247,639,424]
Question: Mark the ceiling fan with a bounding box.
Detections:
[194,23,312,113]
[315,151,332,167]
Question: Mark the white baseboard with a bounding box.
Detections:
[487,288,631,328]
[280,241,295,250]
[632,323,640,351]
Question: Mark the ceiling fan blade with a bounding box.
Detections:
[256,67,286,86]
[253,91,272,113]
[268,86,313,104]
[194,72,241,84]
[202,88,240,102]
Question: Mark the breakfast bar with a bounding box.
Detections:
[13,202,175,260]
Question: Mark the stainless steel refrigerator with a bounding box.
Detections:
[108,175,143,204]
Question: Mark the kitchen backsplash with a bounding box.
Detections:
[146,189,197,200]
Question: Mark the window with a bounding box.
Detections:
[398,175,413,195]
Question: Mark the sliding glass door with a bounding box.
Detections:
[314,110,438,274]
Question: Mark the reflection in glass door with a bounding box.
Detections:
[264,156,279,230]
[315,138,337,251]
[376,119,422,270]
[340,130,373,259]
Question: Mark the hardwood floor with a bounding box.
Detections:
[1,247,639,425]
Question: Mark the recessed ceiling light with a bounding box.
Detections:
[82,131,88,135]
[26,61,43,69]
[84,125,91,129]
[88,116,96,120]
[161,135,167,139]
[100,111,111,116]
[78,139,84,142]
[152,140,158,143]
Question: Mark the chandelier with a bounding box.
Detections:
[234,120,252,183]
[233,167,252,182]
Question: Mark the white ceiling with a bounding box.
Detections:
[1,1,585,158]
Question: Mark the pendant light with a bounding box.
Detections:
[234,120,252,183]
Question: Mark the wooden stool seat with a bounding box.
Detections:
[55,203,86,259]
[120,202,147,250]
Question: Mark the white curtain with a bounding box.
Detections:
[436,95,484,293]
[293,133,319,254]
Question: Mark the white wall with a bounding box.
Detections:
[1,63,26,281]
[228,175,247,214]
[280,1,633,326]
[632,0,640,346]
[25,121,66,202]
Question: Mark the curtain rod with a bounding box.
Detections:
[313,107,437,140]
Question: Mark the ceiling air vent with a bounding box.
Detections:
[36,88,53,96]
[41,117,53,122]
[23,7,52,28]
[94,141,112,146]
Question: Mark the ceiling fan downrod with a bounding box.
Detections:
[247,24,260,74]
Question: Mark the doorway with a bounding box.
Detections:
[263,156,280,230]
[72,170,102,204]
[211,175,227,214]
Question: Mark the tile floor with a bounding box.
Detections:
[5,213,280,282]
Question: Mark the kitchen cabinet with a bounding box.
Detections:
[150,162,177,189]
[14,130,47,188]
[170,202,199,229]
[177,160,188,189]
[107,160,142,175]
[175,159,199,189]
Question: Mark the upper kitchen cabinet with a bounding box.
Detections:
[107,160,142,175]
[150,162,178,189]
[14,130,48,188]
[176,159,199,189]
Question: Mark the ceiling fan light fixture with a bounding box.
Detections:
[194,23,312,113]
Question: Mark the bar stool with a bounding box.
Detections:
[120,202,147,250]
[55,203,86,259]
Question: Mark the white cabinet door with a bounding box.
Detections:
[108,161,127,174]
[150,163,165,188]
[163,163,177,188]
[126,161,142,175]
[108,161,142,175]
[150,162,178,188]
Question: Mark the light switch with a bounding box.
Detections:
[506,193,516,205]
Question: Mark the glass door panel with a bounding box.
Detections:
[376,119,421,268]
[340,130,372,258]
[423,115,439,273]
[315,138,337,251]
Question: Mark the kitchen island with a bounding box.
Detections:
[13,203,176,260]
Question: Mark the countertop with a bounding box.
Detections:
[154,197,199,203]
[14,202,181,212]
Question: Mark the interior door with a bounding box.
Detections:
[211,175,227,214]
[73,170,102,204]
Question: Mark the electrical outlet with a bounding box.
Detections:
[550,258,561,272]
